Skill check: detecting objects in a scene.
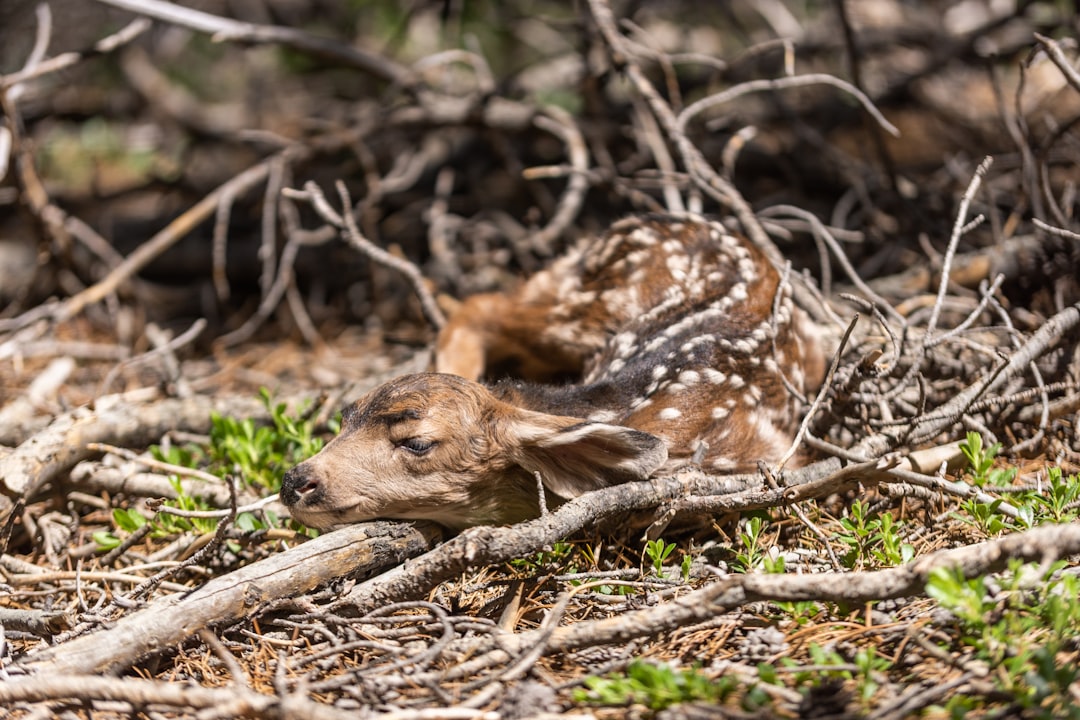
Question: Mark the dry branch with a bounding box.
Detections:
[15,521,443,676]
[91,0,415,88]
[0,17,150,91]
[906,300,1080,446]
[0,393,265,502]
[0,607,69,637]
[58,147,308,321]
[0,674,497,720]
[528,522,1080,654]
[335,457,893,615]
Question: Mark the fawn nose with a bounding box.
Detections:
[280,465,317,506]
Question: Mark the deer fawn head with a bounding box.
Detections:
[281,373,667,529]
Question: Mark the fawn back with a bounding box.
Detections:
[282,214,824,529]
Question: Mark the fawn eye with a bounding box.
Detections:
[396,437,436,455]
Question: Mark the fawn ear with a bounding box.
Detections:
[503,409,668,498]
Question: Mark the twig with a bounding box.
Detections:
[925,274,1005,348]
[60,147,309,322]
[586,0,768,254]
[775,313,859,470]
[676,73,900,140]
[1034,33,1080,96]
[98,318,207,396]
[759,205,904,324]
[151,494,281,520]
[85,442,220,484]
[530,106,590,250]
[283,181,446,331]
[259,154,287,301]
[0,18,151,91]
[216,224,329,348]
[15,522,443,675]
[924,157,993,344]
[907,300,1080,446]
[529,523,1080,654]
[0,393,266,501]
[212,184,238,302]
[91,0,416,88]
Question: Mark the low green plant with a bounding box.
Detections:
[92,507,148,550]
[680,552,693,582]
[733,515,768,572]
[956,496,1013,536]
[644,538,676,578]
[852,646,890,703]
[96,389,328,551]
[959,431,1010,486]
[1026,466,1080,524]
[782,643,851,687]
[836,500,914,569]
[781,641,888,704]
[574,659,736,711]
[837,500,874,569]
[926,560,1080,718]
[94,476,285,551]
[956,433,1078,531]
[873,512,915,565]
[510,541,574,571]
[203,388,326,492]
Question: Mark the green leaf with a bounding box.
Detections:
[93,530,121,550]
[113,507,147,533]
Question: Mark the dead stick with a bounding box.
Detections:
[14,521,443,676]
[59,149,305,321]
[532,522,1080,654]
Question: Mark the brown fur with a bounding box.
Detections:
[281,374,666,529]
[282,214,824,529]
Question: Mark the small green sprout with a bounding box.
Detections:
[574,660,736,711]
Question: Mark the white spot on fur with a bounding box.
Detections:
[745,385,762,406]
[706,270,726,284]
[703,368,726,384]
[678,370,701,385]
[711,406,730,420]
[547,322,590,347]
[658,407,682,420]
[613,331,639,359]
[749,411,791,458]
[628,226,659,246]
[570,290,597,304]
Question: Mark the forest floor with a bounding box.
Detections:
[2,1,1080,718]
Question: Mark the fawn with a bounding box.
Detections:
[281,214,824,529]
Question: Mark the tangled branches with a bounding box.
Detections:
[3,0,1080,718]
